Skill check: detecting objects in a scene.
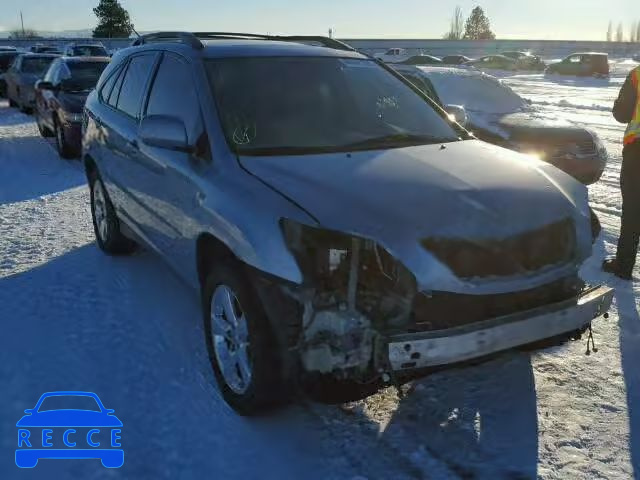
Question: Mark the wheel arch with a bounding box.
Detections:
[84,154,98,182]
[196,232,240,289]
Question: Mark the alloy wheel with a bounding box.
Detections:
[92,180,109,243]
[210,285,252,394]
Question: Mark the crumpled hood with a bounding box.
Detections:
[58,91,89,113]
[241,140,592,293]
[240,140,590,240]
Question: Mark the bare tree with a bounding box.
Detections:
[616,22,624,42]
[636,21,640,42]
[606,21,613,42]
[631,21,637,42]
[444,6,465,40]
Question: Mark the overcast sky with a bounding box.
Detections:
[0,0,637,41]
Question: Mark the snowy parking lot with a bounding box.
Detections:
[1,61,640,479]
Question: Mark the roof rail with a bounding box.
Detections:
[129,31,355,52]
[130,32,204,49]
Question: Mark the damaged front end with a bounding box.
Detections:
[254,219,613,386]
[277,220,417,381]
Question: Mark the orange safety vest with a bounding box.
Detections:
[624,66,640,145]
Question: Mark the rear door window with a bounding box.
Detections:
[116,53,156,119]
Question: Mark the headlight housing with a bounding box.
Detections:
[280,219,416,328]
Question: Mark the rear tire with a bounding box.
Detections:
[89,174,136,255]
[202,262,288,415]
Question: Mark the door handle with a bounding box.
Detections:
[195,191,205,206]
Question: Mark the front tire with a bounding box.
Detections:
[89,174,136,255]
[202,262,287,415]
[55,119,75,159]
[36,116,53,137]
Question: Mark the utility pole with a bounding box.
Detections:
[20,11,25,36]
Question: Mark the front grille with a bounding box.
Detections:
[409,276,581,332]
[421,218,576,279]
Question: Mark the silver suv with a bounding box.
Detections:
[83,32,613,415]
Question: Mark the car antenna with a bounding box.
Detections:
[132,27,141,38]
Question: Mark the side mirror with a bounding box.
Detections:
[445,104,468,127]
[35,80,56,91]
[139,115,193,153]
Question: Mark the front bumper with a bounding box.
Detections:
[549,154,606,185]
[388,285,613,370]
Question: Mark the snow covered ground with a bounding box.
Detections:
[1,60,640,479]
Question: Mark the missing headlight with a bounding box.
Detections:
[280,219,416,331]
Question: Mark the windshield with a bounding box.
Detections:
[60,61,109,92]
[206,57,461,155]
[423,70,528,115]
[0,53,17,71]
[72,46,108,57]
[22,57,55,75]
[38,395,101,412]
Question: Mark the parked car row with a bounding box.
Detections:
[374,47,611,77]
[76,32,612,415]
[1,47,110,158]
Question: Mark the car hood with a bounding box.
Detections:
[240,140,592,293]
[16,410,123,427]
[17,73,40,86]
[58,91,89,113]
[240,140,589,239]
[469,110,594,142]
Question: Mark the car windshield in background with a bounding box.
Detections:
[424,70,528,115]
[37,395,101,412]
[72,46,108,57]
[61,61,109,92]
[0,53,17,71]
[206,57,461,155]
[22,57,55,75]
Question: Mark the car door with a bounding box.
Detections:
[37,59,59,131]
[5,56,20,101]
[95,52,160,241]
[135,52,211,274]
[566,55,582,75]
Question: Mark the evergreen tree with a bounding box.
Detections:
[93,0,134,38]
[463,7,495,40]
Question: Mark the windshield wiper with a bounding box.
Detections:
[340,133,453,150]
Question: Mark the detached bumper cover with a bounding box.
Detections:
[388,285,613,370]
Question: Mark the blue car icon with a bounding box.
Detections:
[16,391,123,468]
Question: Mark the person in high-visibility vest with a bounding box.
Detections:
[603,65,640,280]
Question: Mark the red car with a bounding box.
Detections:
[35,56,109,158]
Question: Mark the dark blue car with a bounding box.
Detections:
[16,391,123,468]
